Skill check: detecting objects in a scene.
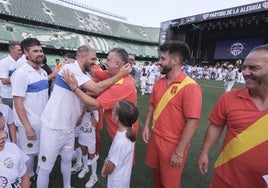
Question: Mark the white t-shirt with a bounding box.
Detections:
[11,63,49,127]
[225,70,236,84]
[148,64,157,74]
[107,130,135,188]
[41,61,91,130]
[16,54,27,65]
[140,76,147,89]
[0,55,24,98]
[0,103,14,142]
[0,142,29,188]
[147,73,156,85]
[78,110,98,151]
[144,65,150,76]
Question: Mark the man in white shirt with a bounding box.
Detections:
[0,41,23,108]
[11,38,49,185]
[37,45,131,188]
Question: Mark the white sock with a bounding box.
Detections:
[75,147,82,164]
[82,155,89,169]
[91,160,97,177]
[61,159,72,188]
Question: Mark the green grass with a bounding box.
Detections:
[49,79,244,188]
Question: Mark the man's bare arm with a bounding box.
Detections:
[142,103,154,143]
[198,124,224,174]
[86,63,131,96]
[13,96,36,140]
[8,122,17,143]
[63,63,131,97]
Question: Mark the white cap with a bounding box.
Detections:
[227,64,234,68]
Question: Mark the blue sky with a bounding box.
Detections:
[55,0,264,27]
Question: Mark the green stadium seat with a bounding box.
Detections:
[0,0,159,57]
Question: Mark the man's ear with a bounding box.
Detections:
[115,60,122,68]
[77,54,85,61]
[173,56,182,66]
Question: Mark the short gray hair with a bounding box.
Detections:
[109,48,129,64]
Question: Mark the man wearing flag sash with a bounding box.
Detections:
[142,41,202,188]
[198,44,268,188]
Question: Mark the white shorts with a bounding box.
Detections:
[78,128,96,154]
[17,124,41,155]
[38,125,75,171]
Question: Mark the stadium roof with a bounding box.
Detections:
[161,1,267,27]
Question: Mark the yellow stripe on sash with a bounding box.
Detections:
[152,76,196,128]
[215,114,268,168]
[115,78,124,85]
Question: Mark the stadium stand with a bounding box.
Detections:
[0,19,157,57]
[0,51,7,59]
[0,0,160,61]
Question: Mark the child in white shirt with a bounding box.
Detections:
[101,100,139,188]
[0,112,30,188]
[72,106,99,188]
[0,103,16,143]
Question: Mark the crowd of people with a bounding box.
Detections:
[184,63,244,82]
[126,57,246,96]
[0,37,268,188]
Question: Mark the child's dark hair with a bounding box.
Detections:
[116,100,139,142]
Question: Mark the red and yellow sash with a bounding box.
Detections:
[215,114,268,167]
[152,76,196,128]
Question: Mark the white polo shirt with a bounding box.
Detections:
[16,54,27,64]
[11,63,48,127]
[0,142,29,188]
[41,61,91,130]
[0,55,24,98]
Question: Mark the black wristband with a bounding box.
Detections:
[72,86,79,92]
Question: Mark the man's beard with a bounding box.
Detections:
[84,62,95,73]
[160,65,172,75]
[32,56,44,65]
[244,73,268,87]
[256,74,268,85]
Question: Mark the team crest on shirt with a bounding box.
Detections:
[0,176,8,188]
[2,157,14,169]
[80,123,92,133]
[41,156,46,162]
[27,143,33,148]
[170,85,178,95]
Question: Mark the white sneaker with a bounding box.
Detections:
[87,154,99,165]
[71,163,82,174]
[85,175,98,188]
[78,167,89,179]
